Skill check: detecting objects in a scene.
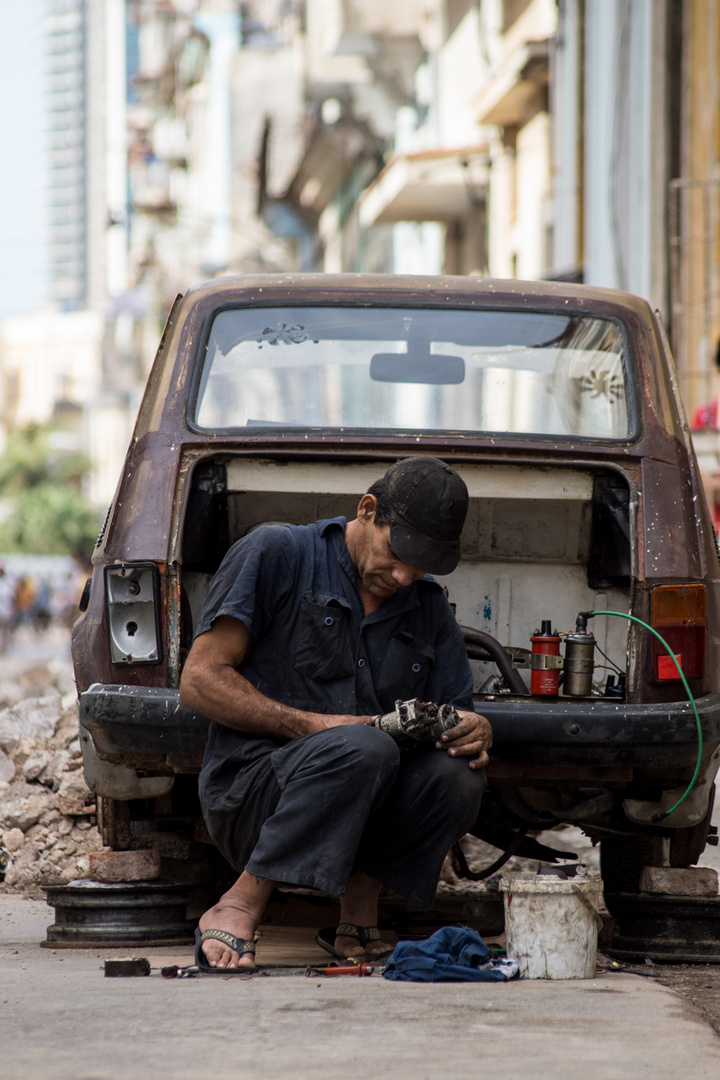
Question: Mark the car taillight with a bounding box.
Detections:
[650,583,705,681]
[105,563,163,665]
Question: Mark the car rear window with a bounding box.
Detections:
[193,306,630,440]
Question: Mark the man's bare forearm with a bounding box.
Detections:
[179,660,367,739]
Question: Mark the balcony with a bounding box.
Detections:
[359,146,488,226]
[474,38,550,128]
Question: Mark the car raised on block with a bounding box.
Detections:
[72,274,720,905]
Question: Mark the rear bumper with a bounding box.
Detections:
[79,683,720,773]
[80,684,209,758]
[479,694,720,770]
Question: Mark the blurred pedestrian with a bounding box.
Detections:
[0,566,13,652]
[12,575,36,633]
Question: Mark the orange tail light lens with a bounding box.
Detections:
[650,583,705,681]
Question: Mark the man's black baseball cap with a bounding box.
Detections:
[381,456,468,575]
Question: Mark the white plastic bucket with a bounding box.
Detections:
[500,871,603,979]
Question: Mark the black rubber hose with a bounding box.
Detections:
[459,625,530,696]
[450,827,528,881]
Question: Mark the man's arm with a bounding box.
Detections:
[179,615,372,738]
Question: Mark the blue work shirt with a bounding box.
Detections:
[196,517,473,781]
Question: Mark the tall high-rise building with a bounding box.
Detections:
[44,0,87,307]
[44,0,128,309]
[0,0,128,317]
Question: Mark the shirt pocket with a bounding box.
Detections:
[295,594,355,684]
[376,632,436,704]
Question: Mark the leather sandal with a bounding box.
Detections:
[316,923,394,961]
[194,926,258,973]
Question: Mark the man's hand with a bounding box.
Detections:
[435,709,492,769]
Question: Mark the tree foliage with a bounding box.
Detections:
[0,425,101,561]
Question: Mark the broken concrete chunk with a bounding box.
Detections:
[37,749,71,788]
[2,827,25,853]
[55,770,95,816]
[0,747,15,783]
[1,788,56,832]
[10,736,37,771]
[57,797,96,817]
[0,694,62,753]
[22,750,53,782]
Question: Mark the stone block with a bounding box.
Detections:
[88,849,162,883]
[639,866,719,897]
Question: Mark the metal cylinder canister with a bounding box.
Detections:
[530,620,563,696]
[563,632,596,697]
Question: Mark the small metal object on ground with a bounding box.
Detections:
[43,879,194,947]
[607,892,720,963]
[596,957,658,978]
[104,957,151,977]
[307,963,374,976]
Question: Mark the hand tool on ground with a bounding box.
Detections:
[104,957,151,977]
[307,963,375,976]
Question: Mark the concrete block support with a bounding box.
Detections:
[639,866,719,896]
[88,849,162,883]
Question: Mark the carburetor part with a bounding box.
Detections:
[374,698,461,744]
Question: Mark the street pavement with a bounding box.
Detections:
[3,628,720,1077]
[1,893,720,1080]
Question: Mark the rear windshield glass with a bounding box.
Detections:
[194,306,630,440]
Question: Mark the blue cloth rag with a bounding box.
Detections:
[383,925,519,983]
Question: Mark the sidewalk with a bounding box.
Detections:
[2,894,719,1080]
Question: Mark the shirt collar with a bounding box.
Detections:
[320,516,440,623]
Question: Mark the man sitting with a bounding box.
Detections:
[180,456,491,970]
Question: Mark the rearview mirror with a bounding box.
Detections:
[370,352,465,385]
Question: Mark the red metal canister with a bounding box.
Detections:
[530,620,563,696]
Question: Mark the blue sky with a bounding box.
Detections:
[0,1,48,321]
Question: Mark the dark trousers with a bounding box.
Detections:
[202,724,485,910]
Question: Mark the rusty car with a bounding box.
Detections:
[72,273,720,910]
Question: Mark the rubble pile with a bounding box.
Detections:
[0,659,109,897]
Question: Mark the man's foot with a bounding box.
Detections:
[195,927,258,972]
[197,872,274,970]
[333,870,394,959]
[319,923,394,961]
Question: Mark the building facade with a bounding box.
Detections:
[3,0,720,512]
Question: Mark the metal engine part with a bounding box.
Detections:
[563,631,596,697]
[374,698,461,744]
